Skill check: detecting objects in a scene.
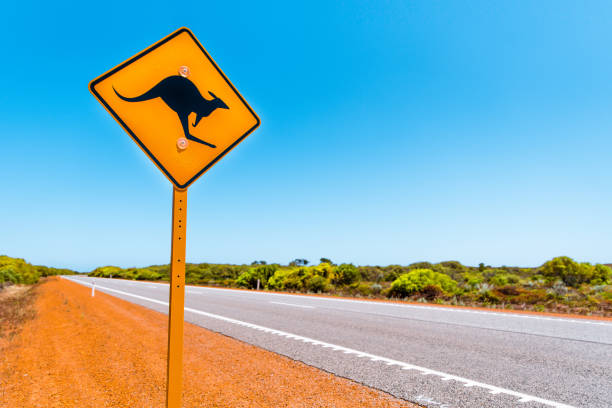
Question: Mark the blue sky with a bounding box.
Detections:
[1,1,611,271]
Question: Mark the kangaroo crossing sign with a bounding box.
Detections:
[89,27,261,408]
[89,27,260,189]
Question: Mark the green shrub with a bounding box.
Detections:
[255,264,279,282]
[592,264,612,285]
[305,275,327,292]
[267,268,308,291]
[357,266,384,282]
[236,265,279,289]
[134,268,162,281]
[332,263,360,286]
[599,288,612,302]
[540,256,580,286]
[439,261,466,271]
[0,267,17,286]
[382,265,405,282]
[287,268,310,291]
[90,265,124,278]
[235,269,258,288]
[540,257,610,287]
[0,256,40,284]
[267,269,292,290]
[463,273,484,290]
[489,273,521,287]
[0,256,75,285]
[408,262,435,270]
[388,269,458,298]
[312,262,334,278]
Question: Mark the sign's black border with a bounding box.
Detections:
[89,27,260,190]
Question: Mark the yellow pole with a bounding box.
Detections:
[166,187,187,408]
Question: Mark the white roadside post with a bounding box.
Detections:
[92,281,95,297]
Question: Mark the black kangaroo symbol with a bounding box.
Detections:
[113,75,229,148]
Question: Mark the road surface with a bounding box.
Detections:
[65,276,612,408]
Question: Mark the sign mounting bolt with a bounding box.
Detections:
[179,66,190,77]
[177,138,188,150]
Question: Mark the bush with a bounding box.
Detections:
[592,264,612,285]
[489,273,521,287]
[312,262,335,278]
[0,256,76,285]
[382,265,406,282]
[408,262,435,270]
[267,269,292,290]
[0,256,40,284]
[357,266,384,282]
[0,267,17,287]
[332,263,360,286]
[267,268,309,291]
[305,275,327,292]
[90,266,124,278]
[439,261,466,271]
[235,269,259,288]
[352,282,373,297]
[540,257,609,287]
[134,268,162,281]
[388,269,458,298]
[463,273,484,290]
[235,266,277,289]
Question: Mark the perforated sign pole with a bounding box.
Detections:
[167,187,187,408]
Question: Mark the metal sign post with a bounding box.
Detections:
[166,187,187,407]
[89,27,260,408]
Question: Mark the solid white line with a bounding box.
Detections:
[64,277,577,408]
[270,301,315,309]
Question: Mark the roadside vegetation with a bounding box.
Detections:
[0,255,75,287]
[87,256,612,316]
[2,254,610,316]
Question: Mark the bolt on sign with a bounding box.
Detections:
[89,27,260,189]
[88,27,260,408]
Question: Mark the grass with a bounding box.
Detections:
[0,283,38,341]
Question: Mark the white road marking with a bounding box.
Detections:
[270,301,315,309]
[65,277,577,408]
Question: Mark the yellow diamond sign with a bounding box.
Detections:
[89,27,260,189]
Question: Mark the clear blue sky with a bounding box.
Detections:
[1,1,610,271]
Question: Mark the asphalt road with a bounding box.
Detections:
[65,276,612,408]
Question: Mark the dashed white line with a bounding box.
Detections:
[65,278,577,408]
[270,301,315,309]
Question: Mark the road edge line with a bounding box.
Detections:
[64,277,577,408]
